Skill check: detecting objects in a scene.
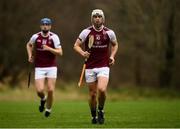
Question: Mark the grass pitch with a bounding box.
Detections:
[0,99,180,128]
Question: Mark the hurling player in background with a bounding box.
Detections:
[26,18,63,117]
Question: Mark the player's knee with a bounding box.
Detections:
[98,87,106,93]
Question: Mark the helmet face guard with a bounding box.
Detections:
[91,9,105,23]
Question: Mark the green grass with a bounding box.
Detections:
[0,99,180,128]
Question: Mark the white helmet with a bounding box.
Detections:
[91,9,105,23]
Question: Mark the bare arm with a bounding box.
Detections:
[26,41,34,63]
[43,45,63,56]
[109,40,118,65]
[73,38,90,58]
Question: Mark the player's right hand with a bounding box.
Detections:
[82,51,90,59]
[109,56,115,66]
[28,55,34,63]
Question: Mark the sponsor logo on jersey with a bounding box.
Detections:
[92,44,107,48]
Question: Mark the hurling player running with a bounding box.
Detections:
[74,9,118,124]
[26,18,63,117]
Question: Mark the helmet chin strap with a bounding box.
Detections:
[41,30,50,37]
[42,30,49,34]
[93,24,103,31]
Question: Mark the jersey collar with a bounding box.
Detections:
[41,31,50,37]
[93,25,104,32]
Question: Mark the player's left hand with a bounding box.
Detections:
[42,45,50,51]
[109,56,115,66]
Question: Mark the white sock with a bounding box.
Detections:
[45,108,51,112]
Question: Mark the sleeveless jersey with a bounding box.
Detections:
[29,32,61,67]
[78,26,117,69]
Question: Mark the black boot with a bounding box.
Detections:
[91,116,97,124]
[98,110,105,124]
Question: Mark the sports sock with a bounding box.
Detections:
[98,105,104,111]
[91,108,96,117]
[42,96,47,101]
[45,108,51,112]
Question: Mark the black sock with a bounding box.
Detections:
[91,108,96,117]
[98,105,103,111]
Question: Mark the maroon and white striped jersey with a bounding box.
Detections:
[78,26,117,69]
[29,32,61,67]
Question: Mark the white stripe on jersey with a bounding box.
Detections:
[29,32,61,48]
[79,29,91,43]
[106,30,117,42]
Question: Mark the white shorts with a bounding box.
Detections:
[35,67,57,79]
[85,67,110,83]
